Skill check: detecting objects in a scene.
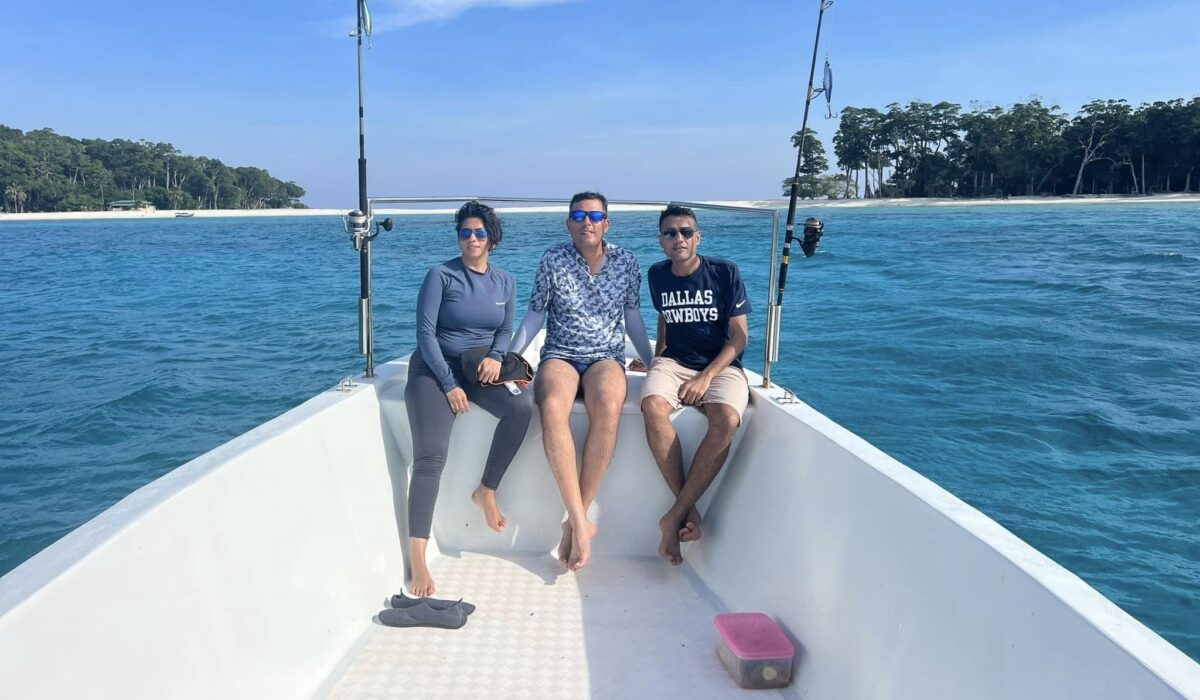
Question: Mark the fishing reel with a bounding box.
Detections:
[800,217,824,257]
[344,210,393,252]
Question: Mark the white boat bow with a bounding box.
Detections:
[1,332,1198,698]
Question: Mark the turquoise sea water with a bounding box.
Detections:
[1,205,1197,660]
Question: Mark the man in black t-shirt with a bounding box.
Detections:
[640,205,751,565]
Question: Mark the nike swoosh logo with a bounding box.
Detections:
[735,300,746,308]
[496,301,507,305]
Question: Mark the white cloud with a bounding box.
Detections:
[367,0,572,32]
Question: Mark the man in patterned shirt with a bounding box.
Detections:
[512,191,654,572]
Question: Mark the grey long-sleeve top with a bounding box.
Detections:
[415,257,516,393]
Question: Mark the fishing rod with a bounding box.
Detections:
[775,0,832,306]
[344,0,392,378]
[762,0,832,389]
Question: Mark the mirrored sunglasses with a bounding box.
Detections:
[458,228,488,240]
[569,210,608,223]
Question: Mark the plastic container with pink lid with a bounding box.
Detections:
[714,612,796,689]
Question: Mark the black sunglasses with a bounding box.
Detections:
[659,227,696,239]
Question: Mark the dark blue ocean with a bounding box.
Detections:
[1,205,1197,660]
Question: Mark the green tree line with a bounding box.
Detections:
[784,96,1200,199]
[1,126,306,213]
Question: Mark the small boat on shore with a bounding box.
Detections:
[174,211,194,218]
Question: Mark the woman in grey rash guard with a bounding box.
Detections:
[404,200,534,597]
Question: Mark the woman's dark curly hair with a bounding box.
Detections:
[455,200,503,250]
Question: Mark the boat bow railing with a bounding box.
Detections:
[358,196,789,387]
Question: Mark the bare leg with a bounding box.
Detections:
[657,403,740,563]
[558,521,574,569]
[642,395,704,539]
[471,485,507,532]
[408,537,435,597]
[641,395,687,564]
[535,360,590,570]
[573,360,627,570]
[641,396,684,494]
[579,360,626,507]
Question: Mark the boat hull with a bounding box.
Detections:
[1,351,1197,698]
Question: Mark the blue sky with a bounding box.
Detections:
[2,0,1198,206]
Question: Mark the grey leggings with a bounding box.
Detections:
[405,350,535,540]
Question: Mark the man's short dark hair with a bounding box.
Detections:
[455,199,503,250]
[658,204,697,228]
[569,191,608,213]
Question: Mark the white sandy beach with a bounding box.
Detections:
[2,193,1198,223]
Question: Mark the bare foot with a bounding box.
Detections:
[557,521,573,568]
[471,485,507,532]
[658,513,684,565]
[410,560,436,597]
[679,506,703,542]
[568,519,597,572]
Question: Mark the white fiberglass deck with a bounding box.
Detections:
[325,553,768,699]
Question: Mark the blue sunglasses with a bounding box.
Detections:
[458,228,488,240]
[569,210,607,223]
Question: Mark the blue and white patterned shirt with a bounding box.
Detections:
[529,241,641,363]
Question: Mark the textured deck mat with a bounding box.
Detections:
[326,553,779,698]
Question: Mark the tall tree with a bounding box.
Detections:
[783,127,830,198]
[995,100,1067,195]
[834,107,877,197]
[1066,100,1133,195]
[955,104,1004,196]
[4,183,28,213]
[1185,98,1200,192]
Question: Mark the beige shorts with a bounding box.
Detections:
[641,357,750,418]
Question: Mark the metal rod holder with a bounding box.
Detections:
[359,297,371,356]
[768,306,783,363]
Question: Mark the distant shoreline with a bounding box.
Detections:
[788,193,1200,209]
[2,193,1198,222]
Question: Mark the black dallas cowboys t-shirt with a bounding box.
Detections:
[648,255,751,371]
